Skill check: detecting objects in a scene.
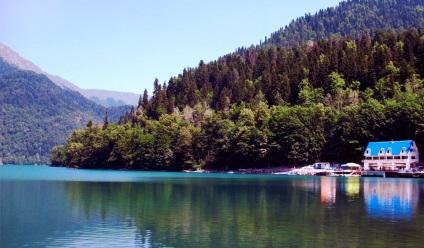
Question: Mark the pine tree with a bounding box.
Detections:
[142,88,149,110]
[86,120,93,128]
[103,112,109,129]
[138,95,142,108]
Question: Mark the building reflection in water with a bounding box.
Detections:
[363,179,419,219]
[320,177,336,205]
[320,177,360,205]
[319,177,418,220]
[344,177,360,199]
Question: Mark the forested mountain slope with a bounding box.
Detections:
[53,29,424,170]
[51,0,424,170]
[0,59,130,164]
[261,0,424,48]
[141,28,424,112]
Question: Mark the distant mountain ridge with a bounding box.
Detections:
[0,42,139,107]
[81,89,135,107]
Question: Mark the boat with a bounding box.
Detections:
[183,169,206,173]
[328,163,362,176]
[273,171,297,175]
[329,170,362,177]
[281,165,334,176]
[273,162,363,176]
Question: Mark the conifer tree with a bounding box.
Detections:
[138,95,143,108]
[103,112,109,129]
[142,89,149,110]
[86,120,93,128]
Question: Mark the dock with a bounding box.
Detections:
[361,171,385,177]
[359,171,424,178]
[384,171,424,178]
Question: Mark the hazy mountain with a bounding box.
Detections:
[80,89,140,108]
[0,57,131,164]
[0,42,139,107]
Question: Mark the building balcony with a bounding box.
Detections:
[364,156,418,162]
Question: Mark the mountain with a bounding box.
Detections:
[149,0,424,111]
[59,0,423,170]
[0,42,139,107]
[0,57,131,164]
[5,0,424,167]
[80,89,139,108]
[53,27,424,170]
[261,0,424,48]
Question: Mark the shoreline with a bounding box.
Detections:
[184,166,293,175]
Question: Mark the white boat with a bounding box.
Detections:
[273,171,297,175]
[345,171,362,177]
[329,170,362,177]
[287,165,333,176]
[183,169,206,173]
[328,163,362,177]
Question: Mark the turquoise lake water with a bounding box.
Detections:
[1,165,424,247]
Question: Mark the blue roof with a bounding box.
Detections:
[364,140,414,156]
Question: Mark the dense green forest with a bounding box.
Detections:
[52,28,424,170]
[0,59,131,164]
[260,0,424,48]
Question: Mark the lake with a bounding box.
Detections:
[1,165,424,247]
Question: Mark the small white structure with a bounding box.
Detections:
[363,140,419,171]
[313,162,331,169]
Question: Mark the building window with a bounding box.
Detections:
[412,156,416,159]
[401,156,408,159]
[394,156,400,159]
[387,156,393,159]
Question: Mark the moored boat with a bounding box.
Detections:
[329,170,362,177]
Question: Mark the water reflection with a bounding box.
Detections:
[70,177,423,247]
[59,180,297,247]
[2,166,424,247]
[320,177,336,205]
[364,179,419,219]
[345,177,360,199]
[317,177,418,220]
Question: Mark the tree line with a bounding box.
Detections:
[51,29,424,170]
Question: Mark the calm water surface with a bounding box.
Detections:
[1,165,424,247]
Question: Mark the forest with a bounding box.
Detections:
[52,28,424,170]
[262,0,424,48]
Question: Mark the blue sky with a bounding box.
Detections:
[1,0,342,95]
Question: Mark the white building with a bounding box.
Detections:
[363,140,419,171]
